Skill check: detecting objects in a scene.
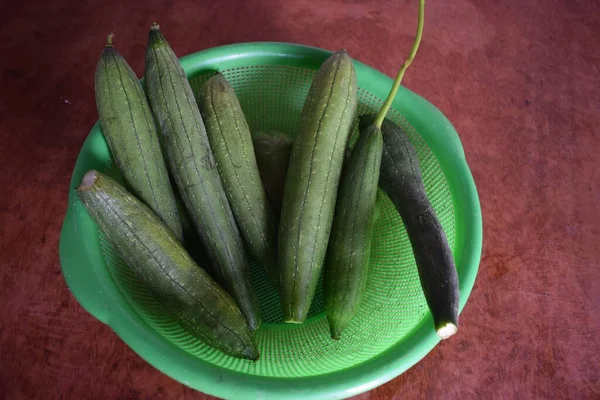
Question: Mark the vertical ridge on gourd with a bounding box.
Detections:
[359,114,459,339]
[278,50,358,323]
[196,74,279,287]
[144,23,261,330]
[324,124,383,339]
[76,170,259,360]
[94,33,182,242]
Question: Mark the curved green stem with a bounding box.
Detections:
[374,0,425,129]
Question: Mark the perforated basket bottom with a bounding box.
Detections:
[97,65,455,378]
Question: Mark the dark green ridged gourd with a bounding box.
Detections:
[324,124,383,339]
[76,170,258,359]
[196,74,279,286]
[278,51,358,323]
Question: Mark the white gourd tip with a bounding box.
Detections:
[436,322,458,340]
[78,170,99,191]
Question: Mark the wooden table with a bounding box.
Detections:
[2,0,598,398]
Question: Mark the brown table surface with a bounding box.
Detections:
[2,0,599,398]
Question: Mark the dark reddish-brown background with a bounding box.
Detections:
[1,0,599,398]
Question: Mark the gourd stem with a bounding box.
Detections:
[374,0,425,129]
[106,33,114,47]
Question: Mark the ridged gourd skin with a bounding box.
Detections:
[278,50,358,323]
[94,38,182,242]
[144,24,260,330]
[251,131,293,222]
[324,124,383,340]
[76,170,259,360]
[197,74,279,286]
[359,114,459,338]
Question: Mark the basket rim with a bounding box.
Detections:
[59,41,482,400]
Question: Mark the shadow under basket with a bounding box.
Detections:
[59,42,482,400]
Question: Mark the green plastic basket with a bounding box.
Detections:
[59,42,482,400]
